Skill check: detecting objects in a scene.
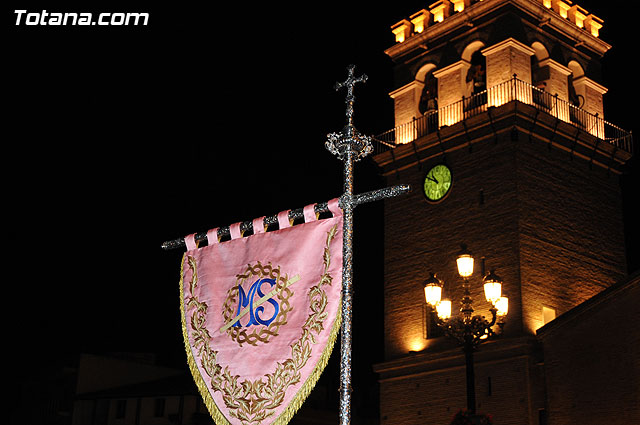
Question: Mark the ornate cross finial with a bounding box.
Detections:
[326,65,372,161]
[335,64,368,131]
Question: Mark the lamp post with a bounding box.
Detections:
[423,244,508,415]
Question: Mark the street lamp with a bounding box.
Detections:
[423,244,508,415]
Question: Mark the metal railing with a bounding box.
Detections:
[373,77,633,155]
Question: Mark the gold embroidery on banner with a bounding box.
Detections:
[221,262,293,347]
[188,256,198,294]
[183,224,339,425]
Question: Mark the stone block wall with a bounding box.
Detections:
[537,274,640,425]
[516,137,627,333]
[378,343,545,425]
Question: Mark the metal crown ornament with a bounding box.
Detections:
[325,64,373,161]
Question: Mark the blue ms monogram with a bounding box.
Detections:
[233,278,280,327]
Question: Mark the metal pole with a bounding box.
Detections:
[464,338,476,414]
[326,64,411,425]
[339,146,355,425]
[326,64,371,425]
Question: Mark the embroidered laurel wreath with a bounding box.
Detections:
[181,224,340,425]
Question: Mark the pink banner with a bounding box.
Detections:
[180,199,343,425]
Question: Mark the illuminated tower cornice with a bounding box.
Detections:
[386,0,611,61]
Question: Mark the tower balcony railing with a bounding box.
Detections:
[373,76,633,155]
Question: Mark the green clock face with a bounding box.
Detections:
[423,164,452,202]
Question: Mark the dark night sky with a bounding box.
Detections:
[5,0,638,394]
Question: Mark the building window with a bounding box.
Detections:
[539,408,547,425]
[542,306,556,326]
[95,400,110,425]
[424,305,444,339]
[419,73,438,115]
[154,398,166,417]
[464,50,487,111]
[116,400,127,419]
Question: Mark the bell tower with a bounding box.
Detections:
[372,0,633,424]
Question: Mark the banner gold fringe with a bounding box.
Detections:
[179,254,343,425]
